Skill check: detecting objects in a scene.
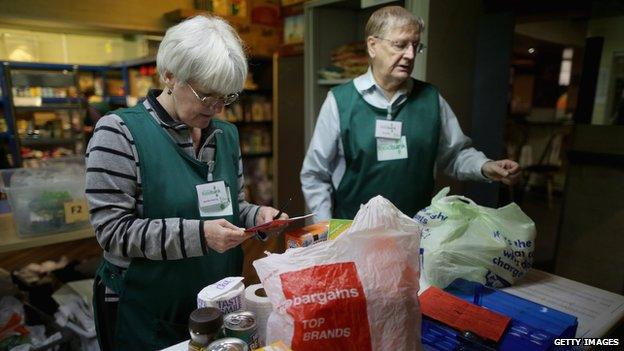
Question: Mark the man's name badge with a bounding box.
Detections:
[375,119,402,140]
[377,136,408,161]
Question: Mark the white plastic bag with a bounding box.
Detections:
[253,196,423,351]
[417,188,536,289]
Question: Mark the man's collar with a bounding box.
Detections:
[353,67,413,96]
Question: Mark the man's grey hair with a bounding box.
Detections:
[157,15,247,95]
[365,6,425,39]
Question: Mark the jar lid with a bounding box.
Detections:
[189,307,223,334]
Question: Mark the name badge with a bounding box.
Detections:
[377,136,408,161]
[196,181,234,217]
[375,120,402,140]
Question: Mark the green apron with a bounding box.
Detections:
[331,79,440,219]
[93,103,243,350]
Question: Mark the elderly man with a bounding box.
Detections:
[301,6,520,221]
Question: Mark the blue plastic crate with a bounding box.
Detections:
[421,278,578,351]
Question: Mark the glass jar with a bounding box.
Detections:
[188,307,223,351]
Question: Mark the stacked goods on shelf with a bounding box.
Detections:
[239,125,271,155]
[0,65,90,168]
[318,42,368,80]
[216,96,271,123]
[129,64,161,99]
[243,157,273,206]
[283,14,303,45]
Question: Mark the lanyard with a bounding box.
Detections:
[207,161,215,182]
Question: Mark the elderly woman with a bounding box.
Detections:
[86,15,287,350]
[301,6,520,221]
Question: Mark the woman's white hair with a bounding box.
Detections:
[157,15,247,95]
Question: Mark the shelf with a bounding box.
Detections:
[106,96,127,105]
[232,120,273,126]
[0,213,95,254]
[242,151,273,158]
[164,9,250,27]
[111,56,156,69]
[318,78,352,86]
[243,88,272,95]
[15,102,81,111]
[20,137,80,147]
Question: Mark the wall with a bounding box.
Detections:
[515,20,587,47]
[426,0,482,195]
[587,16,624,125]
[1,27,148,64]
[0,0,193,34]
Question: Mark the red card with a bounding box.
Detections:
[419,286,511,342]
[244,213,315,233]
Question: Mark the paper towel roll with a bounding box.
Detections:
[245,284,272,345]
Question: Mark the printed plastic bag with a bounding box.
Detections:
[416,188,536,289]
[253,196,422,351]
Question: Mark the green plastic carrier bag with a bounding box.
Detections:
[416,188,536,289]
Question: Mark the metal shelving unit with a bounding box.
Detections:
[0,61,124,167]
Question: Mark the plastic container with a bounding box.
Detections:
[0,165,89,237]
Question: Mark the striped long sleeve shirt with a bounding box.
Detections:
[85,90,260,268]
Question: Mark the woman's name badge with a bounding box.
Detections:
[196,181,233,217]
[377,136,408,161]
[375,120,402,140]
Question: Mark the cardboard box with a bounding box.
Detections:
[251,0,281,27]
[285,221,328,248]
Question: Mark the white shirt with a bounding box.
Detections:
[300,69,490,222]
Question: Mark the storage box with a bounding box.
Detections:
[284,221,328,248]
[0,165,90,237]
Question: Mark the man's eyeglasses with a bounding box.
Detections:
[374,36,426,54]
[188,84,239,107]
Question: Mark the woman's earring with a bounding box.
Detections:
[167,89,172,95]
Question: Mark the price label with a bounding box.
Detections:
[64,199,89,224]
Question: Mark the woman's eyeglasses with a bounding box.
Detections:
[188,84,239,107]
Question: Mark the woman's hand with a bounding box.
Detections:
[203,219,254,253]
[481,159,521,185]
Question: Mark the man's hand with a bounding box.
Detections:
[481,159,521,185]
[203,219,253,253]
[255,206,289,237]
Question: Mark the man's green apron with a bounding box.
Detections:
[332,79,440,219]
[93,104,243,350]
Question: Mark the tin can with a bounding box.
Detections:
[222,311,260,349]
[206,337,249,351]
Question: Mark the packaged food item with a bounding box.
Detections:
[188,307,223,351]
[284,222,328,248]
[327,219,352,240]
[198,277,246,315]
[223,311,260,349]
[253,340,291,350]
[207,337,249,351]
